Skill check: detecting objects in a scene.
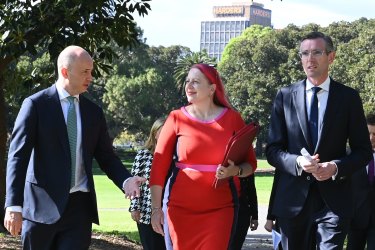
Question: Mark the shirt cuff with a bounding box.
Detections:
[296,156,303,176]
[331,162,338,180]
[6,206,23,213]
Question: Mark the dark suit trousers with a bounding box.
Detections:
[347,220,375,250]
[278,184,350,250]
[231,204,251,250]
[137,222,166,250]
[22,192,93,250]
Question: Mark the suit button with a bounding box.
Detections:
[307,176,311,181]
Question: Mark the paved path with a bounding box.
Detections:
[242,205,273,249]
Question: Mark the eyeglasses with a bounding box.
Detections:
[298,50,330,59]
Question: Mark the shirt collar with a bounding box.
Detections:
[306,77,330,92]
[55,83,80,102]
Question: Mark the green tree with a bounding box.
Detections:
[103,68,177,137]
[0,0,151,230]
[329,19,375,114]
[103,45,189,139]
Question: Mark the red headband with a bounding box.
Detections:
[191,64,231,109]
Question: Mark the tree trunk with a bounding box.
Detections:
[0,75,7,232]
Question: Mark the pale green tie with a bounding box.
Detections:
[67,96,77,188]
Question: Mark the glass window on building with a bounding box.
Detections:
[210,22,215,31]
[231,32,235,38]
[215,32,220,41]
[236,21,241,31]
[220,21,225,31]
[205,34,209,42]
[205,22,210,32]
[215,22,220,30]
[225,21,230,30]
[241,21,246,29]
[210,33,214,41]
[225,32,230,42]
[220,32,224,41]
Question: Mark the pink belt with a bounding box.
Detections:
[175,162,218,172]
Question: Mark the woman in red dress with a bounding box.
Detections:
[150,64,257,250]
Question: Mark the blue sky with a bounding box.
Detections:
[134,0,375,52]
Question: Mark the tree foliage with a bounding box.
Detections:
[102,45,189,140]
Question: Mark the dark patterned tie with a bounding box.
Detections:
[309,87,321,148]
[67,96,77,188]
[369,158,374,185]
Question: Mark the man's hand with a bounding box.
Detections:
[4,211,22,236]
[297,154,320,174]
[264,219,274,232]
[312,161,337,181]
[249,216,258,231]
[123,176,146,199]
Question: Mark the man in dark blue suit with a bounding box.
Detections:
[266,32,372,249]
[347,114,375,249]
[3,45,145,249]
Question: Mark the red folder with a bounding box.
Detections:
[213,122,259,188]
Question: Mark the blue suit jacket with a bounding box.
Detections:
[5,84,131,224]
[266,79,372,218]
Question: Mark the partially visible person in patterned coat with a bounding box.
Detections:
[129,117,166,250]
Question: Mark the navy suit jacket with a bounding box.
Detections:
[266,78,372,219]
[350,163,375,229]
[5,84,131,224]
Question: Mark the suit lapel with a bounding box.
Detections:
[79,95,89,163]
[292,80,313,150]
[318,79,339,150]
[45,84,70,159]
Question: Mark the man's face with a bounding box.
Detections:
[299,38,335,85]
[65,55,93,95]
[368,124,375,150]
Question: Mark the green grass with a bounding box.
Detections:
[254,175,273,204]
[92,175,140,243]
[256,158,273,170]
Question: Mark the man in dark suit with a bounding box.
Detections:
[266,31,372,249]
[347,114,375,250]
[3,45,145,249]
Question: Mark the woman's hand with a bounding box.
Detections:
[216,159,240,179]
[130,210,140,223]
[151,208,165,236]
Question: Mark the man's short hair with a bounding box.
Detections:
[300,31,335,53]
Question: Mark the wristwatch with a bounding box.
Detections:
[236,166,243,176]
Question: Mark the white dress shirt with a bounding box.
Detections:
[56,83,89,193]
[305,77,330,140]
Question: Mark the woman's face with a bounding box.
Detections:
[185,68,215,104]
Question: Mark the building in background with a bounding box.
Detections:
[200,1,271,61]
